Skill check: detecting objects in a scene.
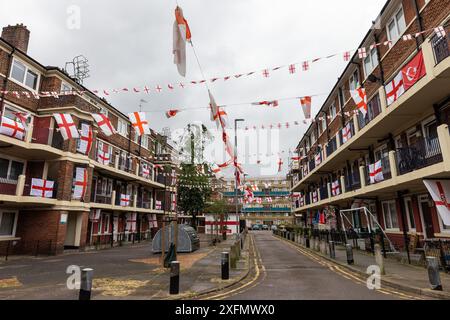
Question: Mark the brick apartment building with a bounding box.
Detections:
[290,0,450,250]
[221,177,293,228]
[0,24,178,256]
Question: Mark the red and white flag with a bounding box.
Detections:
[312,191,318,203]
[120,194,131,207]
[300,96,312,119]
[315,153,322,166]
[97,142,111,165]
[30,178,54,198]
[141,162,151,178]
[166,110,179,118]
[173,6,192,77]
[73,167,88,200]
[302,61,309,71]
[385,72,405,106]
[77,123,93,155]
[128,112,150,136]
[434,26,446,38]
[53,113,79,140]
[423,179,450,226]
[93,113,116,137]
[252,100,279,107]
[266,197,273,203]
[13,111,31,128]
[155,200,162,210]
[401,50,426,91]
[278,158,283,172]
[350,87,368,118]
[126,213,137,232]
[369,160,384,184]
[342,122,352,143]
[0,116,25,140]
[343,51,351,61]
[358,47,367,59]
[332,181,341,196]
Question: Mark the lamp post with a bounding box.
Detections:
[234,119,244,240]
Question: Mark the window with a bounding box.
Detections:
[141,134,149,149]
[0,211,17,237]
[2,104,32,125]
[349,70,359,91]
[382,201,399,230]
[387,7,406,43]
[10,59,40,91]
[0,157,24,181]
[329,103,337,120]
[404,198,416,231]
[61,82,72,93]
[117,118,129,137]
[363,48,379,77]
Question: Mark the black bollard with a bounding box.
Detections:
[79,268,94,301]
[329,241,336,259]
[170,261,180,295]
[306,237,310,248]
[221,252,230,280]
[346,244,354,265]
[426,256,443,291]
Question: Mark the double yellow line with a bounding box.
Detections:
[276,236,423,300]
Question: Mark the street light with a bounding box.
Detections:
[234,119,244,240]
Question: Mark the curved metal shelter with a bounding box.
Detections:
[152,224,200,253]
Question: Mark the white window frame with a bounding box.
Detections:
[9,58,40,92]
[117,118,129,138]
[382,200,400,231]
[60,82,72,93]
[349,69,359,91]
[404,197,416,232]
[0,155,25,182]
[0,210,19,238]
[363,47,379,78]
[386,6,407,46]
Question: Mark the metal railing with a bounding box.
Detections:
[319,185,329,200]
[396,137,443,175]
[326,137,337,157]
[431,32,450,65]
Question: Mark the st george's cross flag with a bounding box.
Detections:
[369,160,384,184]
[300,96,312,119]
[173,6,192,77]
[342,122,352,143]
[97,142,111,165]
[92,113,116,136]
[120,194,131,207]
[0,116,25,140]
[126,213,137,232]
[423,180,450,226]
[77,123,93,155]
[128,112,150,136]
[385,72,405,106]
[30,178,54,198]
[53,113,79,140]
[350,87,368,118]
[332,181,341,196]
[73,167,88,200]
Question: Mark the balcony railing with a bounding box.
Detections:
[431,32,450,65]
[357,94,382,131]
[396,136,443,175]
[305,194,311,206]
[345,170,361,191]
[0,178,18,196]
[30,126,64,151]
[365,155,391,185]
[92,194,112,205]
[309,159,315,172]
[326,137,337,157]
[319,185,329,200]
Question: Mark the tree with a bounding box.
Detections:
[177,163,212,230]
[205,199,229,241]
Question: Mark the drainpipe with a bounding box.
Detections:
[1,47,15,112]
[412,0,425,46]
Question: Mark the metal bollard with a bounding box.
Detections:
[221,252,229,280]
[79,268,94,301]
[329,241,336,259]
[374,244,385,275]
[346,244,354,265]
[170,261,180,295]
[426,256,443,291]
[306,237,310,248]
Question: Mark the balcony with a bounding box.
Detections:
[431,32,449,65]
[396,136,443,176]
[319,185,329,200]
[365,155,392,186]
[91,193,112,205]
[326,137,337,157]
[309,159,315,172]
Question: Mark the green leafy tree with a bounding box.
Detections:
[205,199,229,241]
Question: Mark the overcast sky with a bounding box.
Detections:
[0,0,387,178]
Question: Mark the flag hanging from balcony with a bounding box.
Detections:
[369,160,384,184]
[332,181,341,196]
[423,180,450,226]
[126,213,137,232]
[30,178,54,198]
[73,167,88,200]
[350,87,368,118]
[92,113,116,137]
[244,186,254,204]
[13,111,31,128]
[315,153,322,166]
[0,116,25,140]
[155,200,162,210]
[120,194,131,207]
[173,6,192,77]
[385,72,405,106]
[77,123,93,155]
[148,213,158,228]
[401,50,426,91]
[141,162,151,178]
[342,122,352,143]
[319,211,326,224]
[97,142,111,165]
[53,113,79,140]
[312,191,318,203]
[128,112,150,136]
[300,96,312,119]
[256,197,262,204]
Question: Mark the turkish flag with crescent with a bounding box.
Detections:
[401,50,426,91]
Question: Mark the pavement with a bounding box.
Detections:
[0,234,250,300]
[276,233,450,300]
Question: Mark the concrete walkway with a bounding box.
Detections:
[0,235,250,300]
[282,234,450,299]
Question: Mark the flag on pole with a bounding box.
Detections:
[173,6,192,77]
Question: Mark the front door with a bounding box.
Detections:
[64,213,78,248]
[419,198,435,239]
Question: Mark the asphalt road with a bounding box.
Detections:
[224,232,417,300]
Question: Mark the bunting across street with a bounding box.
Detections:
[173,6,192,77]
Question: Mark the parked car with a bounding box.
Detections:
[252,224,262,230]
[262,225,269,230]
[271,225,278,231]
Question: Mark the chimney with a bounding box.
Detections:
[1,24,30,53]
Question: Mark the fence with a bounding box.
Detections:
[1,239,57,261]
[424,239,450,271]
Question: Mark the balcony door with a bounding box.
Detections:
[418,195,435,239]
